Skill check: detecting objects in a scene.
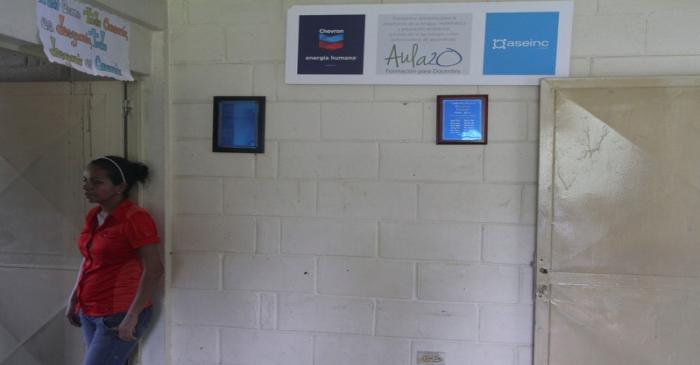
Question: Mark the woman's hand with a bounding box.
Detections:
[65,298,81,327]
[116,245,163,342]
[117,314,139,341]
[66,261,84,328]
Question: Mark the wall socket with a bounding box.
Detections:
[417,351,445,365]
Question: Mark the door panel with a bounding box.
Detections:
[81,82,127,157]
[549,283,700,365]
[535,77,700,364]
[0,81,123,365]
[552,87,700,277]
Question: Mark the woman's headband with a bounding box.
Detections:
[98,156,126,184]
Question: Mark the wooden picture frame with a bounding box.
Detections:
[436,94,488,145]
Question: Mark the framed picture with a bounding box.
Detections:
[436,95,488,145]
[213,96,265,153]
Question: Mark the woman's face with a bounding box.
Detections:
[82,166,123,204]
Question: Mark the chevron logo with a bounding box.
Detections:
[319,29,344,51]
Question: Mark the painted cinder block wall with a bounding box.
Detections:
[167,1,700,364]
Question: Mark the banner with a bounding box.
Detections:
[285,1,573,85]
[36,0,133,81]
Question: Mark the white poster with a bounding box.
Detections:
[36,0,133,81]
[376,14,472,76]
[285,1,574,85]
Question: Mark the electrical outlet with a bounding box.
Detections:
[417,351,445,365]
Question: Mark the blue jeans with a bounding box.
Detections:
[79,307,153,365]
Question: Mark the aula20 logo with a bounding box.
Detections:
[319,28,344,51]
[483,12,559,75]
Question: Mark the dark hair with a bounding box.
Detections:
[88,155,150,197]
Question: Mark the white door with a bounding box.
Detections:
[534,77,700,364]
[0,81,124,365]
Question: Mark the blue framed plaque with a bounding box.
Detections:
[436,95,488,145]
[213,96,265,153]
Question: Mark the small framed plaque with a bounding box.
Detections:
[213,96,265,153]
[436,95,488,145]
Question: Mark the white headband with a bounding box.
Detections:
[98,156,126,184]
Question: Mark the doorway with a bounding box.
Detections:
[534,77,700,364]
[0,73,133,363]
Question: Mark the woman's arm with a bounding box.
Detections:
[65,258,85,327]
[117,244,164,341]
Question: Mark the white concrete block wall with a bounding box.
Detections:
[281,218,376,256]
[170,325,218,364]
[169,1,700,364]
[278,293,374,334]
[379,221,481,261]
[220,329,313,365]
[318,257,414,298]
[315,335,411,365]
[375,300,478,340]
[278,141,378,179]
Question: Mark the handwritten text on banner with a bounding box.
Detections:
[36,0,133,81]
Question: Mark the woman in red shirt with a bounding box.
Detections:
[65,156,163,365]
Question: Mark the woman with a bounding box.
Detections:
[65,156,163,365]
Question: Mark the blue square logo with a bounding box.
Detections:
[483,12,559,75]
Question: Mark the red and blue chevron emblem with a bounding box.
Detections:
[319,32,343,51]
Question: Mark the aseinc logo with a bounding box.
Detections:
[491,38,550,50]
[483,12,559,75]
[319,28,344,51]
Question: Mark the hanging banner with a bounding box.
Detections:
[285,1,573,85]
[36,0,133,81]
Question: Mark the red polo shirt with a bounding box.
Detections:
[76,199,160,316]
